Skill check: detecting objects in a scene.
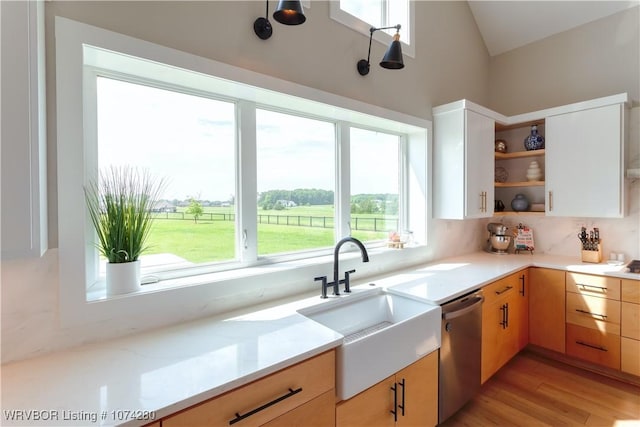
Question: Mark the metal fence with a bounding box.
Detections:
[153,212,398,232]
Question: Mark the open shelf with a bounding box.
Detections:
[495,149,545,160]
[495,181,545,188]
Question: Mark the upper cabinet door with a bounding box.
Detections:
[433,105,494,219]
[545,103,625,218]
[465,110,495,219]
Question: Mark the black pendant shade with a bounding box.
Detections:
[380,33,404,70]
[254,0,306,40]
[357,25,404,76]
[273,0,306,25]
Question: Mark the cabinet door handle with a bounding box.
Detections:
[228,387,302,425]
[575,308,607,320]
[548,191,553,211]
[577,283,608,293]
[519,275,525,296]
[398,379,406,417]
[390,383,398,422]
[500,303,509,329]
[495,285,513,295]
[576,340,608,352]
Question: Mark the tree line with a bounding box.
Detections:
[258,189,398,215]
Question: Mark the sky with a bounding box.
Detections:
[97,77,399,202]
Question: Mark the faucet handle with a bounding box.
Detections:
[344,269,356,293]
[314,276,329,299]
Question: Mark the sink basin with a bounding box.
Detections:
[298,287,441,400]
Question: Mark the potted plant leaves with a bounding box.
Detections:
[84,166,166,296]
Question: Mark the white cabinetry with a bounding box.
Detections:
[545,103,626,217]
[433,102,495,219]
[0,0,47,259]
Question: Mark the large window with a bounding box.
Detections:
[56,17,429,327]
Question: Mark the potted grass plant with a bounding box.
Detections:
[84,166,166,296]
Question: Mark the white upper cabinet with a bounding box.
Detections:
[0,1,48,259]
[545,102,626,218]
[434,94,628,220]
[433,102,495,219]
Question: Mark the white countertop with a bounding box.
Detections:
[2,252,638,426]
[378,252,638,305]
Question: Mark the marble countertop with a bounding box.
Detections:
[2,252,638,426]
[378,252,639,305]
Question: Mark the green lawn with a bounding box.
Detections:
[146,205,394,263]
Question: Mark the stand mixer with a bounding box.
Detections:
[485,223,512,254]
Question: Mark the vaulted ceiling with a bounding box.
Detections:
[467,1,639,56]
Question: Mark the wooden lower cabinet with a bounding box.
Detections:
[621,279,640,376]
[336,350,438,427]
[529,268,565,353]
[481,269,528,383]
[162,351,335,427]
[566,323,620,370]
[565,273,621,371]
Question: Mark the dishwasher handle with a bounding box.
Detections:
[443,294,484,320]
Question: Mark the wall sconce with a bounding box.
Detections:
[357,25,404,76]
[254,0,306,40]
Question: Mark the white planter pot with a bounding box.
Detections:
[106,260,141,296]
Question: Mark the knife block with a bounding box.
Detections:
[581,243,602,263]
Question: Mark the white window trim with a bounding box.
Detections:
[55,17,430,328]
[329,0,416,58]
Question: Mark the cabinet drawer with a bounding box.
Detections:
[483,270,525,306]
[622,301,640,340]
[262,390,335,427]
[621,279,640,304]
[566,292,620,334]
[566,324,620,370]
[163,351,335,427]
[621,337,640,376]
[566,273,620,300]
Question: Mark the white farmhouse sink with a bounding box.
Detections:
[298,287,441,400]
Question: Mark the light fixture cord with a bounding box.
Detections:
[265,0,269,18]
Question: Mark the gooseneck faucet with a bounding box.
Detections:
[331,236,369,296]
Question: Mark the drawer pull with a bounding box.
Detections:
[495,286,513,295]
[577,283,607,293]
[390,383,398,422]
[576,340,608,352]
[399,378,406,417]
[229,387,302,425]
[575,308,607,319]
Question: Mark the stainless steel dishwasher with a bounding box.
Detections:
[438,290,484,424]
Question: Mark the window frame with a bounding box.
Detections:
[56,16,431,328]
[329,0,416,58]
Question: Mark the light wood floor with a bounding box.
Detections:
[440,351,640,426]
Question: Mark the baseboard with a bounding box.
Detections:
[525,344,640,388]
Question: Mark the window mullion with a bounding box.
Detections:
[336,122,351,240]
[237,100,258,264]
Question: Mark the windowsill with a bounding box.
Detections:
[86,244,426,302]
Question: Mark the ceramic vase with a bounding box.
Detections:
[526,160,542,181]
[511,193,529,212]
[523,125,545,150]
[106,260,141,296]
